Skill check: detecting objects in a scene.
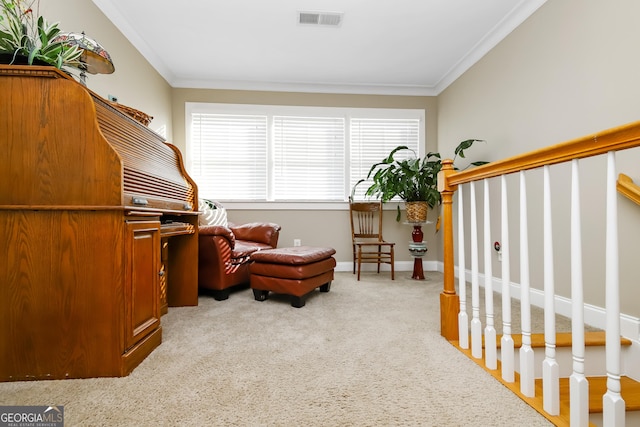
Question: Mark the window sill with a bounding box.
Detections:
[220,201,402,211]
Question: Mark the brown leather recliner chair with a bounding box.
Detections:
[198,221,281,300]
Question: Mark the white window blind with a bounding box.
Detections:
[190,113,267,200]
[186,103,424,204]
[273,116,345,200]
[350,118,420,201]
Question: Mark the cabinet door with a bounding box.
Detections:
[125,220,161,350]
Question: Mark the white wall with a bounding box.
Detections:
[437,0,640,317]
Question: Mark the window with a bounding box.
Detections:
[273,115,345,200]
[186,103,424,203]
[349,118,421,201]
[190,112,267,200]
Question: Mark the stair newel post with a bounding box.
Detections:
[438,159,459,340]
[570,158,589,427]
[457,186,469,350]
[603,151,625,426]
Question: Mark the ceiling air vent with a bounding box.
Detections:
[298,11,343,27]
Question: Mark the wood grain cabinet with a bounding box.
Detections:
[125,219,161,351]
[0,65,198,381]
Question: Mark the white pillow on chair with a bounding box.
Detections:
[198,199,228,227]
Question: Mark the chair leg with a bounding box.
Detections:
[352,244,356,274]
[357,247,362,281]
[211,289,230,301]
[291,295,306,308]
[391,247,395,280]
[352,254,355,275]
[253,289,269,301]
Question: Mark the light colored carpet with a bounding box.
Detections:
[0,271,552,426]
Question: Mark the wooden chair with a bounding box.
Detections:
[349,201,395,280]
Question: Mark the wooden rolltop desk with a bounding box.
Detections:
[0,65,199,381]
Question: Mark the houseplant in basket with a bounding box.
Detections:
[0,0,82,69]
[362,139,488,222]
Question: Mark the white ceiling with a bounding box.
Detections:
[92,0,546,96]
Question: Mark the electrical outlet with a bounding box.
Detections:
[293,239,301,247]
[494,241,502,262]
[108,94,118,102]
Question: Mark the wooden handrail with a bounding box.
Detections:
[617,173,640,206]
[438,119,640,340]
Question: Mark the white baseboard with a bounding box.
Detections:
[335,260,439,273]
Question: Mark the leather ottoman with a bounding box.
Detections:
[249,246,336,307]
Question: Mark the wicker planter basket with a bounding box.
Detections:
[109,102,153,126]
[405,201,428,223]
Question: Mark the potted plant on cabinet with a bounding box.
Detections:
[0,0,82,68]
[361,139,488,222]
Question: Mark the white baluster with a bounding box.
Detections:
[458,185,469,350]
[603,151,625,426]
[484,179,497,370]
[470,181,482,359]
[519,171,535,397]
[570,159,589,427]
[501,175,514,383]
[543,165,560,416]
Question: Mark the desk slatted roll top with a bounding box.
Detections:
[0,65,196,213]
[94,99,195,211]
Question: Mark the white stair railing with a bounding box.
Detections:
[603,151,625,426]
[470,182,482,359]
[542,165,560,416]
[457,186,469,350]
[484,179,497,370]
[500,175,515,383]
[570,159,589,427]
[438,120,640,424]
[519,171,535,398]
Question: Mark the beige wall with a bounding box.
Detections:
[41,0,173,139]
[172,89,439,265]
[437,0,640,316]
